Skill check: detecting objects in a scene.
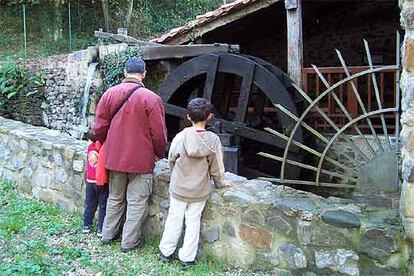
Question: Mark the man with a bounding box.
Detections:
[93,57,167,252]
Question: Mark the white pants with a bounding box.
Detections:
[159,196,207,262]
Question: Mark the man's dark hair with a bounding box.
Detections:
[125,57,146,73]
[187,98,214,122]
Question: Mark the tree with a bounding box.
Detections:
[125,0,134,28]
[102,0,111,31]
[3,0,40,5]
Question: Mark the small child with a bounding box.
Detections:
[82,134,109,237]
[159,98,231,268]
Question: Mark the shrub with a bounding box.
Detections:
[0,59,45,107]
[100,46,142,92]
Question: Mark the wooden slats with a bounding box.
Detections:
[235,62,256,122]
[302,66,398,134]
[202,55,220,101]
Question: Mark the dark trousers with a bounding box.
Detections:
[83,182,109,231]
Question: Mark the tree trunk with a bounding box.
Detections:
[53,1,63,41]
[125,0,134,28]
[102,0,111,32]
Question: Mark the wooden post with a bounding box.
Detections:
[285,0,303,86]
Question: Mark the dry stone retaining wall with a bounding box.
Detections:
[400,0,414,255]
[0,47,101,138]
[150,160,409,275]
[0,116,410,275]
[0,117,87,213]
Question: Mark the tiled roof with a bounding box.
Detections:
[151,0,261,44]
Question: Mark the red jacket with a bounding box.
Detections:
[93,78,167,174]
[86,141,100,183]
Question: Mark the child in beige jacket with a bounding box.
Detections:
[159,98,231,268]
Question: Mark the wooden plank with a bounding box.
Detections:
[235,62,256,122]
[203,55,220,101]
[302,66,397,74]
[347,80,358,118]
[94,30,161,46]
[286,0,303,85]
[96,30,241,57]
[259,178,356,189]
[140,44,239,61]
[302,70,308,92]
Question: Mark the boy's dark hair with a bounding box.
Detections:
[187,98,213,123]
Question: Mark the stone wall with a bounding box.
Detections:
[41,49,100,137]
[302,1,401,67]
[202,1,400,71]
[0,117,87,213]
[400,0,414,253]
[148,160,409,275]
[320,135,400,203]
[0,47,101,138]
[0,116,411,274]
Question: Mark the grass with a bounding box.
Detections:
[0,181,253,275]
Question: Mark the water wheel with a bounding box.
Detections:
[158,53,305,178]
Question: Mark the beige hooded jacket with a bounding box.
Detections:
[168,127,225,202]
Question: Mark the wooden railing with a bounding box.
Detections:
[302,66,399,134]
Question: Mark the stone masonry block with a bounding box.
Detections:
[315,249,359,276]
[405,218,414,242]
[403,182,414,218]
[402,158,414,182]
[239,223,273,249]
[402,3,414,31]
[405,40,414,72]
[297,220,353,248]
[401,108,414,127]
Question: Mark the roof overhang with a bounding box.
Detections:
[151,0,281,45]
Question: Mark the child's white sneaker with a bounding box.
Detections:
[82,225,91,233]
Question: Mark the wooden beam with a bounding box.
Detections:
[235,62,256,122]
[141,44,239,61]
[285,0,303,85]
[94,30,162,47]
[95,30,240,60]
[202,55,220,100]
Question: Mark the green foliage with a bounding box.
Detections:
[0,60,45,106]
[140,0,222,36]
[3,0,41,6]
[1,0,222,59]
[101,46,142,92]
[0,1,101,60]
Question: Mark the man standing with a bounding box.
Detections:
[93,57,167,252]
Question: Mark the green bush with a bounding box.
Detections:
[0,60,45,107]
[0,0,223,59]
[100,46,142,92]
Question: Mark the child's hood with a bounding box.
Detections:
[182,127,219,158]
